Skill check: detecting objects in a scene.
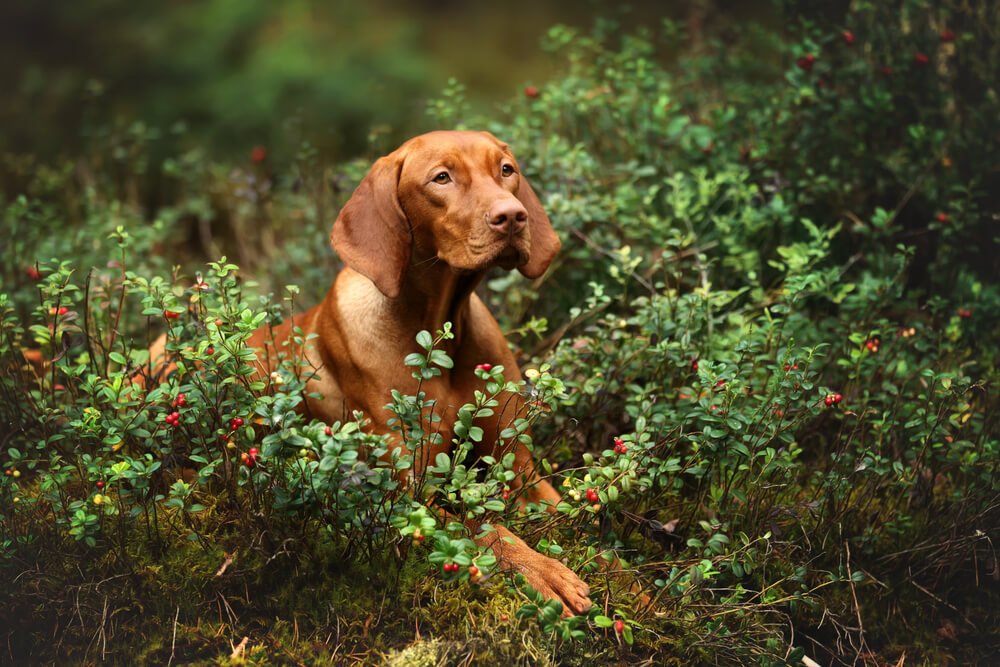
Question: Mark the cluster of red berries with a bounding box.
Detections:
[783,363,800,371]
[613,437,627,455]
[164,310,181,319]
[164,410,182,427]
[864,338,880,353]
[502,486,510,501]
[585,488,599,503]
[442,562,461,574]
[172,392,187,408]
[49,306,69,317]
[241,447,259,468]
[958,308,972,319]
[474,363,493,372]
[824,393,844,407]
[797,54,817,71]
[229,417,245,431]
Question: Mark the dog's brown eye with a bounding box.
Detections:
[433,171,451,184]
[501,164,515,177]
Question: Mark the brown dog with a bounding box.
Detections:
[243,130,591,616]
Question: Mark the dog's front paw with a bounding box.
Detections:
[519,552,592,617]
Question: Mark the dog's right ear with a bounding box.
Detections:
[331,151,411,299]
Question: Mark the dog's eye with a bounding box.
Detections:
[433,171,451,184]
[501,164,515,177]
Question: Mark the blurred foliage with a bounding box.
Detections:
[0,0,768,162]
[1,0,999,665]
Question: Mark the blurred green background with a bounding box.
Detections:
[0,0,773,161]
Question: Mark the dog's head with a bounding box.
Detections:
[331,130,560,298]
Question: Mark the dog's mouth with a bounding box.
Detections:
[473,238,528,271]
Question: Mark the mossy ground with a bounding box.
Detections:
[3,511,995,666]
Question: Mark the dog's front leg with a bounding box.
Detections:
[470,519,592,617]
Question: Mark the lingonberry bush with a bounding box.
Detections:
[1,1,997,664]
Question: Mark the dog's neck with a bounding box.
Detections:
[390,263,483,347]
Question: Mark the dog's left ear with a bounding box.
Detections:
[515,175,561,279]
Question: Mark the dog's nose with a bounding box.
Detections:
[487,200,528,235]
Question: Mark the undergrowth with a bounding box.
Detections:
[1,1,998,665]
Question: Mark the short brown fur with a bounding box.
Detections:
[242,131,589,615]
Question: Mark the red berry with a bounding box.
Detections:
[614,438,624,447]
[691,359,699,371]
[215,318,224,327]
[248,447,259,457]
[796,54,817,71]
[205,346,215,355]
[585,488,599,503]
[96,481,105,490]
[468,565,479,577]
[324,426,333,436]
[935,212,950,224]
[880,65,893,76]
[958,308,972,318]
[715,379,726,389]
[824,395,834,407]
[524,85,539,98]
[26,266,41,280]
[940,30,956,43]
[250,146,267,163]
[914,52,929,66]
[834,393,843,404]
[415,533,425,542]
[475,363,493,372]
[614,619,625,634]
[502,488,510,501]
[231,417,244,429]
[164,310,181,319]
[841,30,855,45]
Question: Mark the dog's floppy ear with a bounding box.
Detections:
[515,175,560,279]
[331,151,410,298]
